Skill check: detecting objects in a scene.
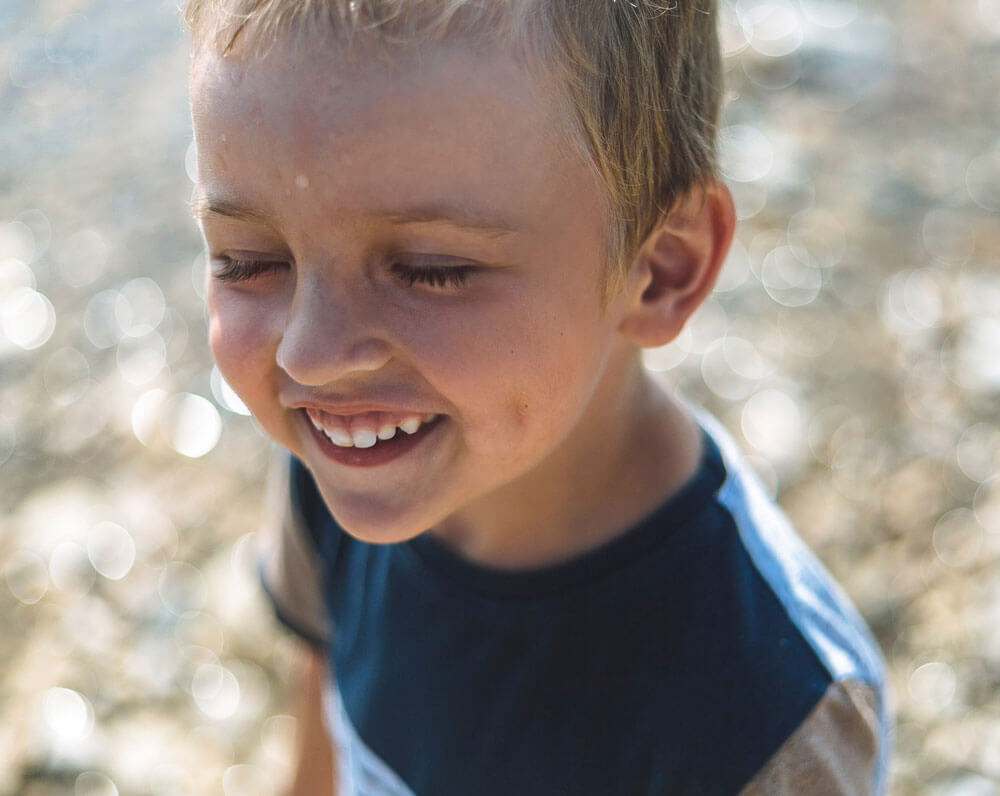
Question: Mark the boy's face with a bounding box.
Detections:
[191,34,642,545]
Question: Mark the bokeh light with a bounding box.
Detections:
[158,562,208,619]
[42,687,94,744]
[718,124,775,183]
[191,663,241,720]
[4,550,50,605]
[1,286,56,349]
[161,393,223,458]
[75,771,119,796]
[86,522,136,581]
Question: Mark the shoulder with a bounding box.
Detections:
[739,679,881,795]
[691,410,889,792]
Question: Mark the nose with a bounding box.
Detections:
[275,275,392,386]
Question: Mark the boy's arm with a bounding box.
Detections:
[285,643,337,796]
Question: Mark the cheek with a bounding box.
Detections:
[397,292,610,439]
[206,290,279,394]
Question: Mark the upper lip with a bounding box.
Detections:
[285,396,440,417]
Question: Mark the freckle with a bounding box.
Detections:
[296,174,310,189]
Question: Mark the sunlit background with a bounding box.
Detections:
[1,0,999,793]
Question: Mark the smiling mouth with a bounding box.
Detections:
[300,408,445,468]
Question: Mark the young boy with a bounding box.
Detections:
[186,1,888,793]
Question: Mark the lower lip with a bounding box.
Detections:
[301,410,444,468]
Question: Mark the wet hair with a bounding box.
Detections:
[185,0,721,294]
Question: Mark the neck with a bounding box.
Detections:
[427,354,702,570]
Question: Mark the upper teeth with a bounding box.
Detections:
[306,410,436,448]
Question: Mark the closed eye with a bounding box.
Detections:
[391,262,475,289]
[211,256,288,283]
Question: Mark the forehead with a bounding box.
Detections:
[188,35,599,231]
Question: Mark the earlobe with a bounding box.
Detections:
[618,181,736,348]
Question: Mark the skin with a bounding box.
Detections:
[190,31,735,570]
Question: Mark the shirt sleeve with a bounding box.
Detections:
[738,679,882,796]
[256,447,333,649]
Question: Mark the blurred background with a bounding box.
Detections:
[1,0,998,793]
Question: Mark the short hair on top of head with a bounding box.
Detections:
[185,0,722,296]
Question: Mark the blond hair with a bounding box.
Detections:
[185,0,721,294]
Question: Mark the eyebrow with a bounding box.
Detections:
[191,196,273,226]
[378,204,518,238]
[191,195,517,238]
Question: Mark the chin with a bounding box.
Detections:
[315,485,434,546]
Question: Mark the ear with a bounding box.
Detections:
[618,180,736,348]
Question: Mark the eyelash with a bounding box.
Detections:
[212,257,285,283]
[212,257,474,289]
[390,263,473,289]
